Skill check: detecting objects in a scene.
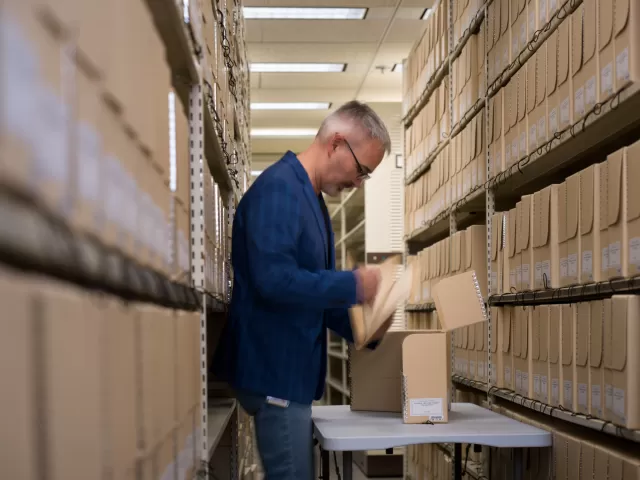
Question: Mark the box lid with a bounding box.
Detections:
[432,271,488,331]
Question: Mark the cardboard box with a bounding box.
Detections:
[604,296,640,429]
[513,306,531,397]
[589,300,606,419]
[627,140,640,277]
[606,147,627,279]
[499,306,515,389]
[464,225,488,296]
[598,160,610,279]
[534,46,548,152]
[505,207,518,292]
[547,29,560,138]
[533,184,560,289]
[557,18,573,132]
[575,302,591,414]
[490,212,505,294]
[613,0,640,91]
[598,0,615,99]
[549,305,562,406]
[579,164,602,283]
[532,305,550,403]
[489,307,501,385]
[560,304,575,411]
[402,272,487,423]
[565,172,581,286]
[518,195,534,291]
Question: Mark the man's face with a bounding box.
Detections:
[322,133,385,197]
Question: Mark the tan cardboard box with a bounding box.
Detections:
[553,432,582,479]
[533,184,560,289]
[402,272,488,423]
[613,0,640,91]
[549,305,562,406]
[589,300,606,419]
[557,18,573,132]
[598,1,615,99]
[547,29,560,138]
[575,302,591,415]
[490,212,505,295]
[0,269,38,480]
[499,306,515,389]
[42,282,102,480]
[532,305,550,403]
[571,0,599,122]
[518,195,534,291]
[606,147,627,279]
[464,224,488,296]
[513,306,531,397]
[474,321,488,382]
[526,56,537,154]
[505,207,517,292]
[560,304,575,411]
[599,160,610,278]
[176,311,200,421]
[604,296,640,429]
[565,172,581,286]
[579,164,602,283]
[489,307,501,385]
[534,46,548,152]
[627,140,640,277]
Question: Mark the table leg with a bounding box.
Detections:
[342,451,352,480]
[454,443,462,480]
[321,448,330,480]
[512,448,524,480]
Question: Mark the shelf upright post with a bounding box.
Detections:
[189,82,209,476]
[448,0,456,439]
[483,1,494,409]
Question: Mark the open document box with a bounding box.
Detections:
[401,270,488,424]
[349,255,413,350]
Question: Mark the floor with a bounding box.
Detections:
[314,450,400,480]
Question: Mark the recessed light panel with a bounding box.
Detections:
[243,7,367,20]
[250,63,346,73]
[251,128,318,137]
[251,102,331,110]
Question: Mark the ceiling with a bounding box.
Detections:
[245,0,434,195]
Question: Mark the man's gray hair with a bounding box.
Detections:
[317,101,392,154]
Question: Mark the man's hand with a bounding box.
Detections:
[355,266,382,304]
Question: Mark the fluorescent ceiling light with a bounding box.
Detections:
[250,63,346,73]
[251,128,317,137]
[421,8,432,19]
[243,7,367,20]
[251,170,263,176]
[251,102,331,110]
[392,63,403,72]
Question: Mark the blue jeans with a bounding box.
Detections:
[235,390,314,480]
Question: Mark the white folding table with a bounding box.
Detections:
[312,403,552,480]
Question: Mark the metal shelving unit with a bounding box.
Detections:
[402,0,640,476]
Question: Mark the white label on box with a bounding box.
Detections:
[542,260,551,285]
[613,388,625,419]
[470,361,476,376]
[516,370,523,391]
[616,47,630,83]
[522,264,530,288]
[575,86,585,117]
[538,116,547,143]
[510,269,517,289]
[606,384,613,410]
[560,97,570,126]
[560,257,568,279]
[513,35,519,58]
[592,384,602,415]
[516,266,523,285]
[491,271,498,291]
[410,398,443,418]
[535,262,542,284]
[512,140,519,162]
[564,380,573,405]
[601,63,613,95]
[568,253,578,278]
[522,372,529,392]
[602,246,610,271]
[630,238,640,266]
[520,132,527,157]
[578,383,588,408]
[529,124,537,150]
[609,241,621,271]
[549,108,558,135]
[77,122,101,205]
[534,374,541,395]
[582,250,593,278]
[586,76,597,107]
[542,376,548,397]
[540,0,547,23]
[506,145,512,165]
[35,87,70,184]
[478,362,485,378]
[505,366,512,384]
[552,379,560,403]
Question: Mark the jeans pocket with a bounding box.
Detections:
[235,389,265,416]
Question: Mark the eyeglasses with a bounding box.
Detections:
[343,139,371,180]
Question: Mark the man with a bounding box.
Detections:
[213,101,393,479]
